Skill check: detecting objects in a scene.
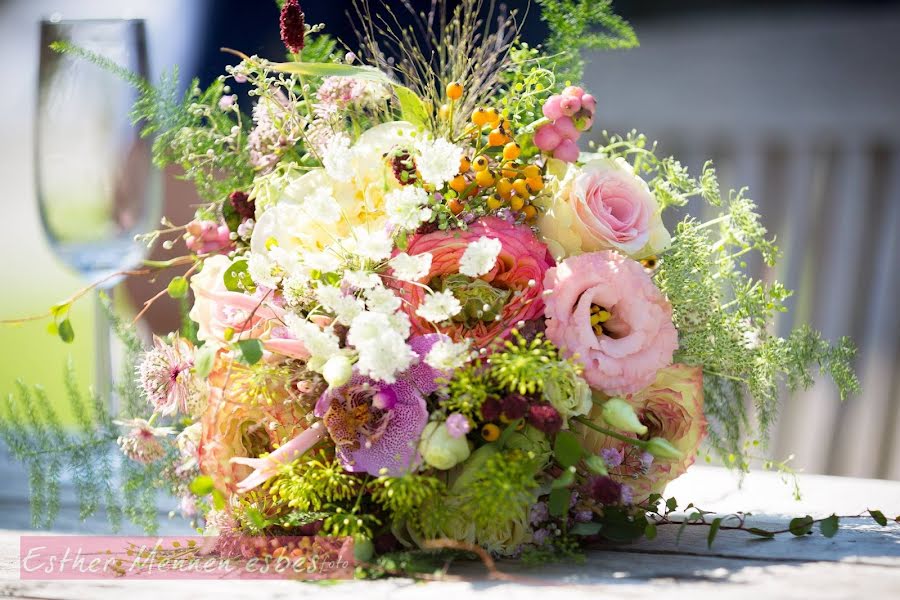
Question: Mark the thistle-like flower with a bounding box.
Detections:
[116,418,174,464]
[137,336,199,416]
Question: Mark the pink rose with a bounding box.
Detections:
[577,365,707,503]
[537,158,670,260]
[189,255,309,359]
[543,251,677,395]
[388,217,554,348]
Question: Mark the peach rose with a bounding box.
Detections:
[577,364,707,503]
[537,157,670,260]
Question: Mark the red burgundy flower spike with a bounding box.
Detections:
[280,0,306,54]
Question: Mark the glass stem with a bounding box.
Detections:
[94,285,116,417]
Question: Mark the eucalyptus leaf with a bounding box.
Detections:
[707,517,722,548]
[548,487,570,517]
[553,430,583,468]
[167,276,189,298]
[869,509,888,526]
[788,515,814,536]
[57,318,75,344]
[820,514,839,538]
[236,339,264,365]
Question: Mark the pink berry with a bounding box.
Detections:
[542,95,565,121]
[562,85,585,99]
[553,139,580,163]
[534,123,562,152]
[581,93,597,114]
[577,116,594,132]
[553,116,580,141]
[559,95,582,117]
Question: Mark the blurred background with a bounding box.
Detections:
[0,0,898,519]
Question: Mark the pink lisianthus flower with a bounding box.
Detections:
[188,255,310,360]
[185,219,233,255]
[389,217,554,348]
[314,335,447,476]
[576,364,707,503]
[543,251,677,395]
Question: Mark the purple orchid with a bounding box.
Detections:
[314,334,446,476]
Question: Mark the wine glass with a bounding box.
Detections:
[35,19,162,410]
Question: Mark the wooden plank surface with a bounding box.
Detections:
[0,464,898,599]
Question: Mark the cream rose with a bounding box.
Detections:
[537,157,670,260]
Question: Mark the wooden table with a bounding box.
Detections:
[0,463,898,599]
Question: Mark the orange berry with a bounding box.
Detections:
[449,175,467,193]
[522,205,538,221]
[501,161,520,179]
[448,197,465,215]
[523,164,542,179]
[496,178,514,199]
[472,108,490,127]
[502,142,521,161]
[475,169,496,187]
[438,103,451,120]
[510,195,525,211]
[488,128,507,147]
[472,155,490,172]
[485,107,501,126]
[486,195,503,210]
[459,156,471,172]
[447,82,463,100]
[512,179,530,198]
[526,177,544,193]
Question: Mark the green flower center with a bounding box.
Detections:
[433,274,512,327]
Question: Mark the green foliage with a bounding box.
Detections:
[487,332,567,395]
[537,0,638,83]
[269,451,363,511]
[438,364,492,421]
[369,472,445,523]
[457,448,539,529]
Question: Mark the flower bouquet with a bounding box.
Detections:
[12,0,863,573]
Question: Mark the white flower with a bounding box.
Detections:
[321,354,353,388]
[389,252,432,282]
[459,236,502,277]
[347,311,416,382]
[349,227,393,261]
[415,137,464,187]
[385,186,433,230]
[316,286,365,325]
[344,269,382,290]
[388,311,412,339]
[282,273,312,308]
[247,253,281,288]
[364,286,402,314]
[322,134,353,182]
[304,186,342,224]
[302,250,343,274]
[284,314,341,370]
[415,290,462,323]
[425,339,473,371]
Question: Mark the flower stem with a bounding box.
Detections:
[573,416,647,450]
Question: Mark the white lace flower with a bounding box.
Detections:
[415,137,464,187]
[425,339,473,371]
[282,273,313,308]
[316,286,365,325]
[459,236,502,277]
[385,186,433,230]
[349,228,393,261]
[344,269,382,290]
[322,134,353,182]
[302,250,342,274]
[284,314,340,369]
[348,311,416,382]
[364,286,402,314]
[248,253,282,289]
[304,186,341,224]
[389,252,432,282]
[415,290,462,323]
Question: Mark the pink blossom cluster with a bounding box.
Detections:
[185,219,232,254]
[533,86,597,162]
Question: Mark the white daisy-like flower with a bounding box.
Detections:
[385,186,433,230]
[459,236,502,278]
[304,186,341,224]
[364,285,402,314]
[248,253,282,289]
[322,134,353,182]
[389,252,432,282]
[415,137,464,187]
[344,269,382,290]
[349,228,393,261]
[425,338,474,371]
[415,290,462,323]
[316,286,365,325]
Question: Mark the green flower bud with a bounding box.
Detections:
[646,437,683,460]
[419,421,471,470]
[601,397,648,435]
[584,454,609,476]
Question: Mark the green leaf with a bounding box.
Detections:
[50,302,71,318]
[583,454,608,476]
[869,509,888,526]
[57,318,75,344]
[644,522,657,540]
[193,344,216,378]
[665,497,678,513]
[551,468,575,489]
[223,259,255,293]
[553,430,583,468]
[571,522,603,536]
[394,85,429,129]
[236,339,263,366]
[211,488,226,510]
[167,276,189,298]
[548,487,571,517]
[269,60,393,83]
[707,517,722,548]
[189,475,215,496]
[789,515,814,536]
[819,514,839,538]
[747,527,775,539]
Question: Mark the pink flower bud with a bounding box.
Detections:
[534,123,563,152]
[559,95,582,117]
[541,95,565,121]
[553,116,580,141]
[581,93,597,114]
[562,85,585,98]
[553,139,580,163]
